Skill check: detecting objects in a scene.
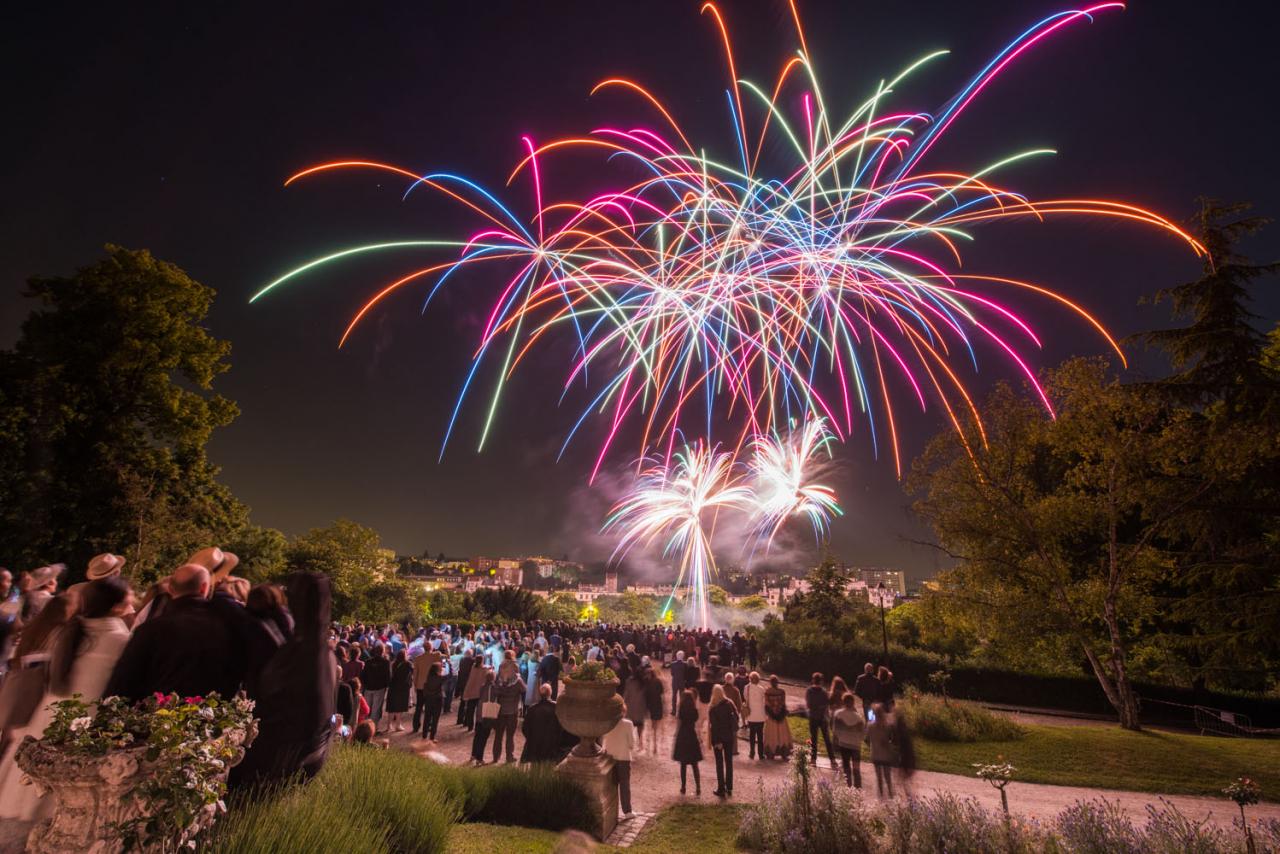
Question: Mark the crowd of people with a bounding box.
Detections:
[0,550,916,829]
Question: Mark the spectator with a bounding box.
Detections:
[762,675,792,760]
[492,669,526,763]
[643,667,665,755]
[852,663,878,720]
[623,670,648,753]
[742,671,767,760]
[21,564,62,623]
[362,643,392,732]
[804,671,836,766]
[460,652,487,731]
[0,592,80,822]
[232,573,336,788]
[0,569,19,672]
[831,693,865,788]
[672,688,702,796]
[385,649,413,732]
[351,677,370,726]
[470,668,497,765]
[538,647,562,700]
[103,564,245,701]
[604,704,637,820]
[865,702,896,798]
[419,663,444,742]
[722,672,743,715]
[669,650,687,715]
[455,648,476,726]
[49,577,133,700]
[708,684,739,798]
[520,683,570,764]
[877,666,897,710]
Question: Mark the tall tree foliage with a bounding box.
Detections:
[0,247,245,581]
[1138,201,1280,690]
[286,519,427,623]
[909,360,1197,729]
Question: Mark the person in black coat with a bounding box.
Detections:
[104,564,245,701]
[669,652,687,715]
[230,572,337,787]
[672,688,702,796]
[519,683,572,763]
[708,685,739,797]
[384,650,413,732]
[537,650,562,699]
[852,663,879,720]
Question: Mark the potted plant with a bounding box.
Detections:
[555,661,623,757]
[16,692,257,854]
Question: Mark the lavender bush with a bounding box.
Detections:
[739,768,1275,853]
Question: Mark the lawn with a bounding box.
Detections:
[787,716,1280,797]
[446,804,744,854]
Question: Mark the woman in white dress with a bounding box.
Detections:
[0,578,132,821]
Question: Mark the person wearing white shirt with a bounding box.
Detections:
[742,671,768,760]
[602,708,637,820]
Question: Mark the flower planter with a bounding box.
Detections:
[556,678,623,758]
[15,721,256,854]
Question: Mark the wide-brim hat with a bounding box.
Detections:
[186,547,240,585]
[87,553,126,581]
[28,564,66,588]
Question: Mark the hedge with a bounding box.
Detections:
[763,642,1280,729]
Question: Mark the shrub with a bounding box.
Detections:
[738,751,880,853]
[1056,798,1144,854]
[898,688,1024,742]
[452,763,596,834]
[209,744,460,853]
[881,793,1052,854]
[566,661,618,683]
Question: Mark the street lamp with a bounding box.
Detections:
[874,581,891,663]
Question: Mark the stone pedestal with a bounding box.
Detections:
[556,752,618,841]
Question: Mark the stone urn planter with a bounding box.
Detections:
[15,714,256,854]
[556,674,623,757]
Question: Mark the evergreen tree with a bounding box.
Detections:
[0,247,245,581]
[1138,201,1280,690]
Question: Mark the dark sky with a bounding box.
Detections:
[3,1,1277,582]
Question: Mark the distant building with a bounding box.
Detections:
[856,568,906,596]
[471,556,499,573]
[495,565,523,587]
[604,572,618,594]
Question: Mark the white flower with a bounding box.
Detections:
[70,716,92,733]
[198,708,215,720]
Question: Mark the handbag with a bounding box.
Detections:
[480,701,500,720]
[0,657,49,730]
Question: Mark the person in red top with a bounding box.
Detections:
[352,676,370,725]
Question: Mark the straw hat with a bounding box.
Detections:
[87,553,126,581]
[27,564,65,588]
[186,547,240,585]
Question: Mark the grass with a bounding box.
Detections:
[445,804,745,854]
[787,714,1280,797]
[628,803,744,853]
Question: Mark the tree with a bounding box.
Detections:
[1136,202,1280,690]
[0,246,245,581]
[224,524,288,584]
[286,519,426,622]
[542,591,581,622]
[909,359,1195,729]
[737,594,769,612]
[784,556,853,631]
[468,585,544,622]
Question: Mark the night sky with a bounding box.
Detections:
[3,1,1277,582]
